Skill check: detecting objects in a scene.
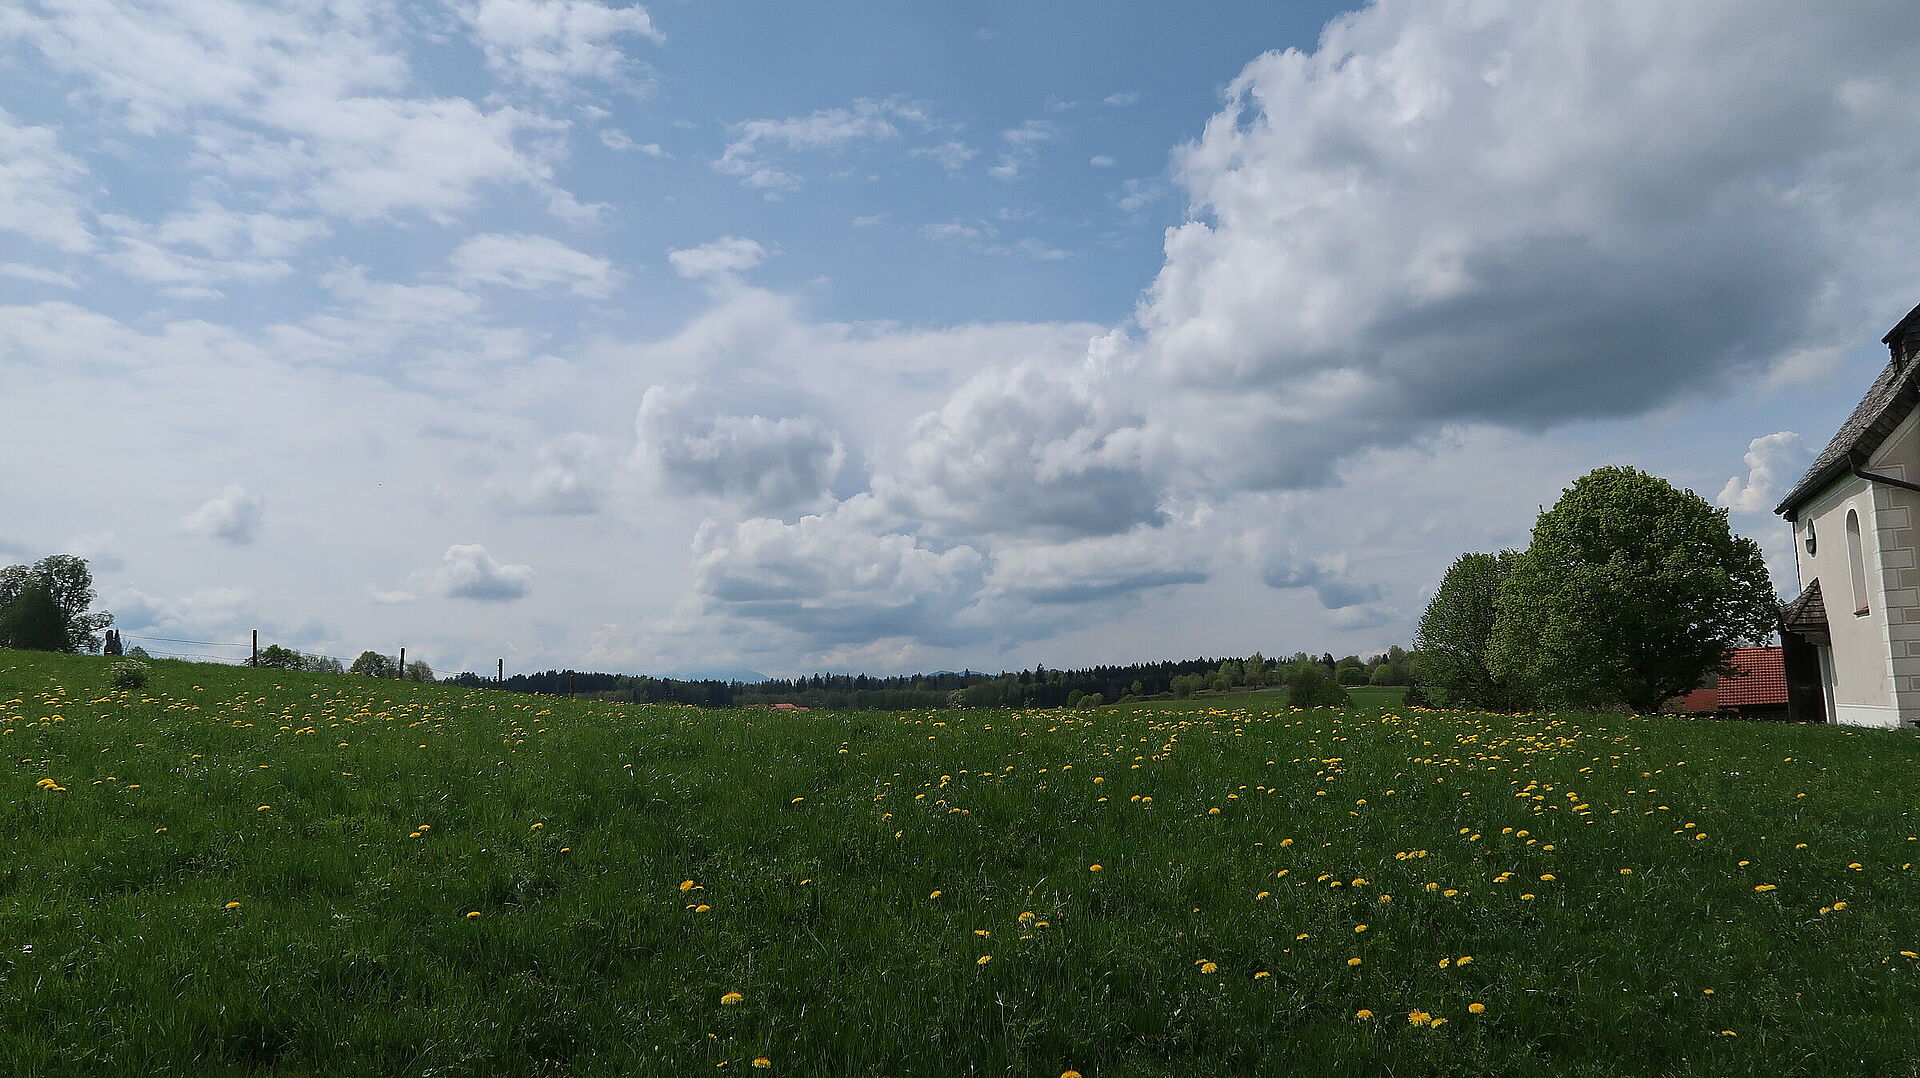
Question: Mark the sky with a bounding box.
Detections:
[3,0,1919,680]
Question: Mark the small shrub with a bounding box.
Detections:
[109,660,149,690]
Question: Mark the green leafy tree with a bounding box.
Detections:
[1486,466,1776,713]
[255,644,304,670]
[1337,665,1367,686]
[350,650,395,678]
[1413,551,1523,710]
[0,555,111,651]
[1287,662,1353,708]
[0,582,72,651]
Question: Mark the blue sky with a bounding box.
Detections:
[2,1,1916,679]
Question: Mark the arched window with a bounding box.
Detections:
[1846,509,1870,616]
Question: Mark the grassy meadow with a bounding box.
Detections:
[5,650,1920,1076]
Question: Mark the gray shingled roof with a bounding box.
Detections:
[1774,302,1920,517]
[1780,579,1826,638]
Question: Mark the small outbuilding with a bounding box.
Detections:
[1668,647,1789,720]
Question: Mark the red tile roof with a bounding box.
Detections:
[1714,647,1788,707]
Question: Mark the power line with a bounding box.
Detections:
[124,634,248,648]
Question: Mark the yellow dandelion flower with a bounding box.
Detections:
[1253,971,1271,980]
[1199,961,1218,974]
[1355,1009,1374,1019]
[977,955,993,965]
[680,880,697,892]
[256,805,270,811]
[223,901,241,909]
[1062,1071,1083,1078]
[974,929,990,937]
[930,890,943,899]
[752,1059,771,1070]
[1456,955,1474,965]
[1468,1002,1485,1015]
[694,904,712,913]
[721,992,744,1006]
[1256,891,1271,900]
[466,911,480,918]
[1354,924,1368,932]
[1408,1010,1433,1027]
[529,822,543,830]
[1089,864,1102,872]
[1754,884,1777,893]
[1347,957,1362,967]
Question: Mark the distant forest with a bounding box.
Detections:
[442,648,1413,711]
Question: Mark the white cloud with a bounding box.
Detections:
[1103,91,1140,107]
[599,128,669,155]
[715,97,933,193]
[490,433,614,514]
[435,543,533,601]
[875,350,1161,542]
[368,587,418,605]
[6,3,581,224]
[0,107,95,253]
[986,527,1209,605]
[453,0,662,94]
[1089,155,1116,168]
[1088,0,1920,501]
[988,120,1056,181]
[449,232,617,298]
[634,385,845,515]
[0,263,78,288]
[100,204,328,288]
[181,485,265,545]
[911,140,976,172]
[667,236,767,281]
[690,500,986,648]
[919,221,1068,262]
[1718,431,1811,514]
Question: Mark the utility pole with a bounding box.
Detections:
[251,629,258,668]
[498,658,504,685]
[568,673,576,699]
[398,647,406,679]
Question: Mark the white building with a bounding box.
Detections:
[1775,302,1920,727]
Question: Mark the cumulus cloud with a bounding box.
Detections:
[667,236,767,282]
[690,500,985,647]
[0,107,95,253]
[1125,0,1920,495]
[449,232,617,297]
[1718,431,1812,514]
[986,527,1209,605]
[453,0,662,93]
[875,350,1160,542]
[434,543,533,601]
[1261,552,1380,610]
[490,433,614,514]
[181,485,265,545]
[634,385,845,515]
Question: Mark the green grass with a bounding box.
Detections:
[5,650,1920,1076]
[1114,685,1406,712]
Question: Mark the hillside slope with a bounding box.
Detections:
[4,650,1920,1075]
